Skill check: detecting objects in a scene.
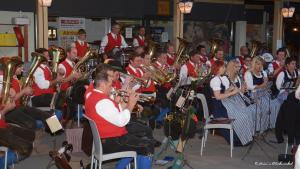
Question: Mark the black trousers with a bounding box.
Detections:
[0,125,35,160]
[156,86,170,109]
[5,106,51,129]
[126,119,154,140]
[102,134,154,156]
[31,94,53,107]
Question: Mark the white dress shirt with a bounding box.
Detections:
[33,64,51,89]
[132,35,144,47]
[100,33,128,53]
[206,57,218,67]
[244,70,267,91]
[179,61,195,86]
[94,89,131,127]
[210,75,230,92]
[58,58,75,78]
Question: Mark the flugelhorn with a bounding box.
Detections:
[111,90,156,103]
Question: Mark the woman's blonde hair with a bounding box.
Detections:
[226,60,238,80]
[250,56,264,72]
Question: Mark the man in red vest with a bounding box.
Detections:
[85,64,153,169]
[268,48,286,78]
[165,43,176,66]
[126,53,150,92]
[133,26,146,47]
[58,46,81,92]
[71,29,89,59]
[206,47,224,67]
[1,62,52,130]
[31,48,63,107]
[100,23,128,54]
[196,45,208,63]
[179,50,201,86]
[238,46,249,66]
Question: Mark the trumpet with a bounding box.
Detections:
[111,90,156,103]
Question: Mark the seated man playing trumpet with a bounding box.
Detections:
[85,64,154,169]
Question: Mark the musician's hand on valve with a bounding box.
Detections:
[127,91,139,112]
[73,71,82,79]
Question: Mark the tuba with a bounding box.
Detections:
[0,56,23,105]
[145,38,159,61]
[209,38,224,58]
[174,37,190,65]
[22,52,47,105]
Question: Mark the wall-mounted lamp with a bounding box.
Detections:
[48,26,57,40]
[40,0,53,7]
[178,0,193,14]
[293,27,298,32]
[281,1,295,18]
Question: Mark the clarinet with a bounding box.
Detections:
[227,75,253,107]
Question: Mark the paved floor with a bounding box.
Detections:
[14,128,292,169]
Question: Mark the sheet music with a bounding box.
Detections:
[46,115,63,133]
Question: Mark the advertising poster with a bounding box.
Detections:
[58,17,85,49]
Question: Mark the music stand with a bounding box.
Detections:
[242,89,274,160]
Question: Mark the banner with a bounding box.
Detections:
[58,17,85,49]
[0,34,17,46]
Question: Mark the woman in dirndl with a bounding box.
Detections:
[222,58,255,145]
[209,60,253,146]
[244,56,281,130]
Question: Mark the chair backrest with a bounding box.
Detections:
[83,114,103,160]
[196,93,209,120]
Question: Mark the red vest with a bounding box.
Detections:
[60,60,74,91]
[135,36,145,47]
[272,61,283,78]
[32,65,54,96]
[104,33,122,53]
[75,41,88,58]
[0,119,8,128]
[167,54,176,66]
[209,58,217,67]
[11,77,21,107]
[85,90,127,138]
[126,65,143,92]
[140,69,156,93]
[186,61,198,78]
